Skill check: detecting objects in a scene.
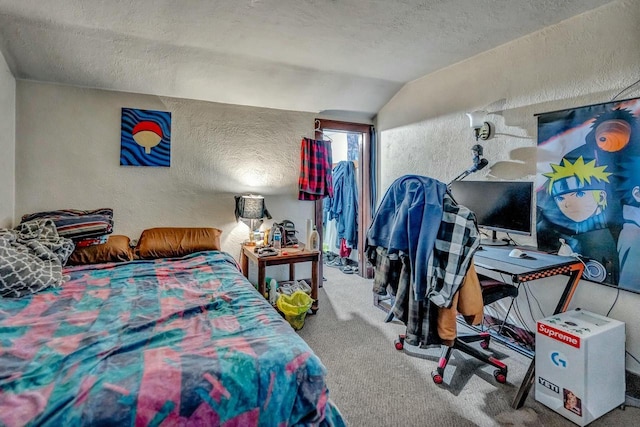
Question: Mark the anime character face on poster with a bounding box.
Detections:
[536,98,640,291]
[545,157,610,223]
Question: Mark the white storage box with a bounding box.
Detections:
[535,309,625,426]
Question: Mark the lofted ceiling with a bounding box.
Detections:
[0,0,615,120]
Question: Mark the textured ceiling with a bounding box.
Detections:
[0,0,615,119]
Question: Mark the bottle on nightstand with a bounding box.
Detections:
[273,227,282,250]
[309,226,319,251]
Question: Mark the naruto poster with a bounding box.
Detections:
[536,97,640,292]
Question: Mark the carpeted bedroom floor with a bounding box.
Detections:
[297,266,640,427]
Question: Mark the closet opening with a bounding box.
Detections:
[313,119,373,282]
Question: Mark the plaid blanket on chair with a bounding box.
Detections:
[427,193,480,308]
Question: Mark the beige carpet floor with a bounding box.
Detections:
[297,265,640,427]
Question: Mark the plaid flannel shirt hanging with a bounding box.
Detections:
[298,137,333,201]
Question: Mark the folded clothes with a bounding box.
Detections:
[20,208,114,241]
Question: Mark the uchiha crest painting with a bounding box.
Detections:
[536,97,640,293]
[120,108,171,167]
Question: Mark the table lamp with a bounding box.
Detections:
[235,195,271,245]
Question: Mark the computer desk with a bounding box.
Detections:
[473,245,585,409]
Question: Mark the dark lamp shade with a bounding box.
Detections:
[234,195,272,221]
[239,196,264,219]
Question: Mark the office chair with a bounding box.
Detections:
[373,174,517,385]
[394,275,518,385]
[433,275,518,384]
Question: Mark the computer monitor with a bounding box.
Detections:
[448,180,534,245]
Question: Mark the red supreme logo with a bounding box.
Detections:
[538,323,581,348]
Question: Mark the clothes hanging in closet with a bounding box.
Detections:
[298,137,333,201]
[339,238,352,258]
[323,160,358,249]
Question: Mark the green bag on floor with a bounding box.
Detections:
[276,290,313,330]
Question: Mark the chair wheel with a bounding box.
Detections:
[431,371,443,384]
[494,369,507,384]
[394,335,405,350]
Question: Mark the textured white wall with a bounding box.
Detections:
[376,0,640,374]
[0,49,15,228]
[15,81,316,268]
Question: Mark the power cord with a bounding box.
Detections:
[558,239,587,263]
[559,248,619,315]
[606,288,621,317]
[497,271,534,328]
[522,284,537,325]
[565,251,615,283]
[512,295,535,334]
[611,76,640,101]
[524,282,547,318]
[627,351,640,366]
[503,233,520,246]
[497,271,534,333]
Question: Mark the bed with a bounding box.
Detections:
[0,250,345,426]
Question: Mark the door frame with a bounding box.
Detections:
[314,119,372,279]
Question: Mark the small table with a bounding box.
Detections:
[240,245,320,313]
[473,246,585,409]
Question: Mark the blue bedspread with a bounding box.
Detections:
[0,251,345,426]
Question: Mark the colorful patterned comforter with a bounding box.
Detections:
[0,251,345,426]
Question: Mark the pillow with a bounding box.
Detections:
[134,227,222,259]
[67,235,134,265]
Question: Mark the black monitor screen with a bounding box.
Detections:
[449,180,533,236]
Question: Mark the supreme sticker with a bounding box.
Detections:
[538,323,581,348]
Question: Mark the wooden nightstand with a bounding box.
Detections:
[239,245,319,313]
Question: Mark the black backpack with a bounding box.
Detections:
[269,220,298,247]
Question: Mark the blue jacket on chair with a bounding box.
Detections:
[366,175,447,300]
